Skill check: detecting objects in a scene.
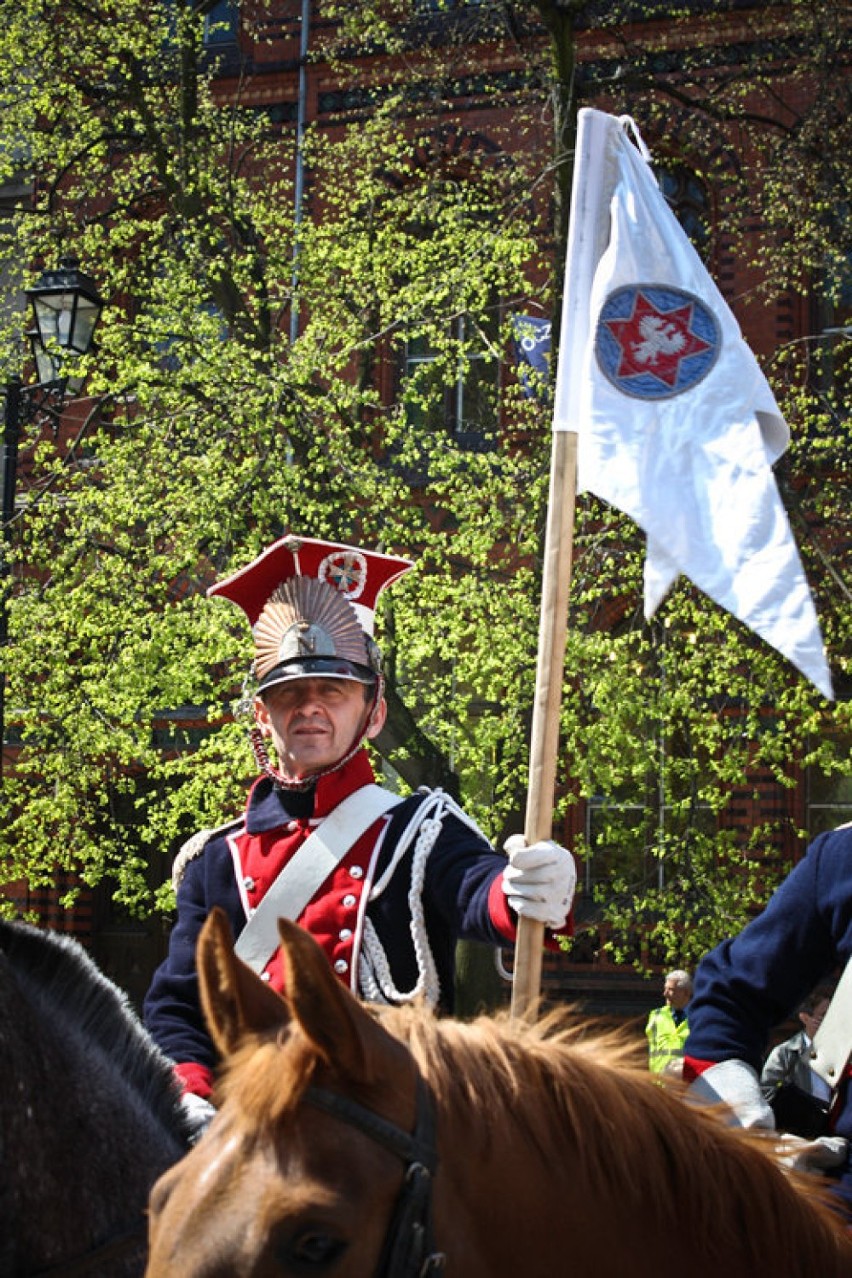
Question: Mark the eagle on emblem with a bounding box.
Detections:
[632,315,687,366]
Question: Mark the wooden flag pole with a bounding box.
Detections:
[510,425,578,1021]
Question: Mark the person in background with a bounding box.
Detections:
[645,969,693,1075]
[144,533,577,1138]
[760,990,832,1106]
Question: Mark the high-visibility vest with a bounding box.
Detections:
[645,1005,690,1073]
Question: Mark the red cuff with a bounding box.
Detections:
[682,1056,715,1084]
[174,1060,214,1099]
[488,874,518,941]
[487,876,575,947]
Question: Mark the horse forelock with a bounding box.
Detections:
[215,1023,321,1129]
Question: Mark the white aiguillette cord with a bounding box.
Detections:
[808,957,852,1090]
[234,784,402,974]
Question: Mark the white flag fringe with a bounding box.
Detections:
[553,108,832,700]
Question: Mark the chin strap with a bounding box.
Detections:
[249,675,385,791]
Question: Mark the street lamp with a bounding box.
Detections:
[0,255,104,771]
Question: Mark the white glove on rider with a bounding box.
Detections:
[501,834,576,930]
[180,1091,216,1145]
[775,1134,849,1175]
[685,1058,776,1129]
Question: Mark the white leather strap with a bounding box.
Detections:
[234,784,402,973]
[808,958,852,1089]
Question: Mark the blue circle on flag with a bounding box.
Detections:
[595,285,721,400]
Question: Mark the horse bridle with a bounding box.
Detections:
[306,1076,447,1277]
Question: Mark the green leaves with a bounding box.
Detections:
[0,0,848,970]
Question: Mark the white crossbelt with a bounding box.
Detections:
[808,957,852,1089]
[234,784,402,974]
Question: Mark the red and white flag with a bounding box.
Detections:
[553,108,832,699]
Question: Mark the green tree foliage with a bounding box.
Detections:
[0,0,548,911]
[0,0,848,973]
[550,0,851,964]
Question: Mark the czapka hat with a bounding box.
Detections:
[208,534,414,694]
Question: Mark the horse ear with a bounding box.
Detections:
[277,917,397,1085]
[197,907,291,1056]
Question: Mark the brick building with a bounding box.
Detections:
[1,0,849,1027]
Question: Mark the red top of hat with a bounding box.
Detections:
[208,534,414,633]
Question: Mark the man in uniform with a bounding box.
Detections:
[683,822,852,1213]
[144,534,576,1135]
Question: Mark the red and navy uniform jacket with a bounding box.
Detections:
[684,823,852,1207]
[142,749,530,1098]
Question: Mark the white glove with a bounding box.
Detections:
[501,835,576,930]
[775,1134,848,1174]
[685,1058,776,1129]
[180,1091,216,1145]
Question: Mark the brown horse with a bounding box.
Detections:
[146,908,852,1278]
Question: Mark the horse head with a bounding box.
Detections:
[197,905,414,1092]
[146,907,432,1277]
[147,908,852,1278]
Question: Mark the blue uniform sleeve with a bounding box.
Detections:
[686,827,852,1072]
[420,810,506,940]
[143,838,244,1072]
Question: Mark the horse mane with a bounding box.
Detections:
[219,996,851,1267]
[0,917,187,1142]
[400,1007,849,1261]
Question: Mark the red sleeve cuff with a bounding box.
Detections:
[174,1060,215,1099]
[488,873,518,941]
[487,876,575,947]
[682,1056,715,1084]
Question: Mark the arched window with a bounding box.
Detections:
[812,220,851,408]
[202,0,239,47]
[394,127,505,452]
[806,726,852,839]
[404,312,499,448]
[656,164,711,258]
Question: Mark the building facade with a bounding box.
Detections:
[1,0,849,1025]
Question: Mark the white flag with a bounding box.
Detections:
[553,108,832,700]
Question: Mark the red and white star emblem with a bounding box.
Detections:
[603,290,713,388]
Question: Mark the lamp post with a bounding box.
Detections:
[0,256,104,773]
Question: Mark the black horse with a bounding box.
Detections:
[0,917,191,1276]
